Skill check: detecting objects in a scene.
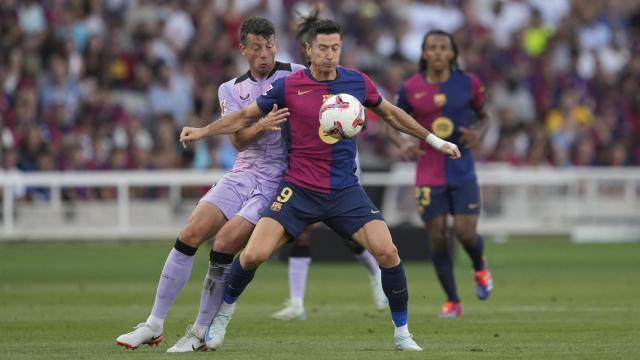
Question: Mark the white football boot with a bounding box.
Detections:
[116,322,163,349]
[271,298,306,321]
[166,324,208,352]
[205,302,235,350]
[394,334,423,351]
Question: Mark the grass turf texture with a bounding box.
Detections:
[0,238,638,359]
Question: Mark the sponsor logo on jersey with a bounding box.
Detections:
[431,116,454,138]
[318,126,339,145]
[297,89,313,95]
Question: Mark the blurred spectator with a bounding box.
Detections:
[0,0,636,190]
[147,59,192,126]
[491,72,536,126]
[522,8,553,57]
[40,53,81,125]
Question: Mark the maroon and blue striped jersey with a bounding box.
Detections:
[256,67,382,193]
[397,70,485,186]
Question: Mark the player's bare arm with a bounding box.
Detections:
[371,98,461,159]
[459,107,489,148]
[180,102,289,146]
[229,104,287,151]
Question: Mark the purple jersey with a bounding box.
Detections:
[255,67,382,193]
[217,61,306,180]
[200,61,304,224]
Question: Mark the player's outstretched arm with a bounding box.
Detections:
[229,104,290,151]
[180,102,289,146]
[371,98,460,159]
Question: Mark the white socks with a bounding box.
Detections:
[394,324,410,337]
[146,314,164,332]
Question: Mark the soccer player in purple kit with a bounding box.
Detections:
[115,17,302,352]
[396,30,494,318]
[180,19,460,351]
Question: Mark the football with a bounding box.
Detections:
[319,93,366,139]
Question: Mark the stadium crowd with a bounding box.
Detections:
[1,0,639,182]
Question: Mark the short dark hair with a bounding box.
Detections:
[420,30,460,72]
[307,18,341,43]
[239,17,276,45]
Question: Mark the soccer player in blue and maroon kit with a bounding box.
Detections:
[180,19,460,351]
[396,30,494,318]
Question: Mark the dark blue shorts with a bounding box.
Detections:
[261,181,384,240]
[415,181,480,222]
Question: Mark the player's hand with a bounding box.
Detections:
[399,140,424,161]
[180,126,205,147]
[459,127,481,148]
[440,142,461,159]
[258,104,290,131]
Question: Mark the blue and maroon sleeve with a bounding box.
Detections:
[361,72,383,108]
[395,85,413,113]
[256,77,286,113]
[469,73,485,111]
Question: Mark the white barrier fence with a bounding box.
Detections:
[1,164,639,242]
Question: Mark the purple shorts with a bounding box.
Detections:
[199,171,280,225]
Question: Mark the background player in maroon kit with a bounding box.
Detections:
[180,19,459,351]
[396,30,494,318]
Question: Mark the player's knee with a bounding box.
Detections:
[213,232,243,254]
[373,244,399,267]
[240,249,269,269]
[429,233,448,252]
[213,236,232,254]
[453,227,476,245]
[178,226,206,248]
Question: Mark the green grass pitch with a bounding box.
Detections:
[1,238,639,359]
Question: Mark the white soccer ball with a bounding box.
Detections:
[319,93,365,139]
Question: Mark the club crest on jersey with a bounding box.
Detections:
[322,94,334,103]
[270,202,282,211]
[431,116,454,138]
[434,93,447,107]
